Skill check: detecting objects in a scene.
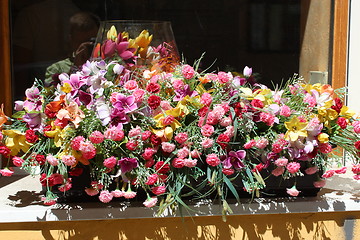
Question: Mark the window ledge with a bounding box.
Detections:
[1,169,360,223]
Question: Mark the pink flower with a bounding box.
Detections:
[161,142,176,153]
[251,99,264,108]
[124,80,138,90]
[133,89,145,102]
[58,180,72,192]
[142,130,152,141]
[85,188,99,196]
[79,141,96,160]
[201,138,214,149]
[160,101,172,110]
[89,131,104,144]
[142,148,156,161]
[172,79,185,90]
[352,121,360,134]
[255,138,269,149]
[177,147,190,158]
[172,158,185,168]
[146,174,159,185]
[322,170,335,178]
[304,94,316,107]
[41,197,57,206]
[184,158,197,167]
[123,191,137,199]
[152,185,166,195]
[275,158,288,167]
[174,132,188,144]
[259,112,275,126]
[128,126,142,138]
[201,124,215,137]
[212,105,226,119]
[206,112,219,125]
[162,115,175,126]
[12,156,25,167]
[0,168,14,177]
[243,139,256,149]
[143,196,158,208]
[352,164,360,174]
[70,136,85,151]
[286,186,300,197]
[280,105,291,117]
[206,153,220,167]
[219,117,232,127]
[182,64,195,79]
[200,92,212,106]
[104,126,124,141]
[271,167,285,177]
[222,168,235,176]
[99,190,114,203]
[190,150,201,158]
[111,189,125,197]
[103,156,117,169]
[313,179,326,188]
[354,175,360,180]
[217,71,233,84]
[61,155,77,166]
[334,166,347,174]
[305,166,319,175]
[286,162,301,174]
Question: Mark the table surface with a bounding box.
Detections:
[1,167,360,223]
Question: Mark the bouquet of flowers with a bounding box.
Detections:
[1,24,360,216]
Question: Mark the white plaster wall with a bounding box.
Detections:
[348,1,360,112]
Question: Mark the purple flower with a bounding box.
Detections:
[25,87,41,100]
[118,157,138,173]
[173,85,198,101]
[23,112,43,130]
[95,98,111,126]
[110,108,130,127]
[222,150,246,170]
[112,94,137,113]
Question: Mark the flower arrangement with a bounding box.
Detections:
[1,23,360,215]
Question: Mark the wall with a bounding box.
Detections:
[0,212,360,239]
[299,0,331,83]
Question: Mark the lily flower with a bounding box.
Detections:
[0,104,8,128]
[285,116,308,142]
[2,129,32,155]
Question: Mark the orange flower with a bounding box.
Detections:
[320,84,334,95]
[0,104,8,128]
[46,95,65,113]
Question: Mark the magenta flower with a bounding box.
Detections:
[222,150,246,170]
[111,93,137,113]
[23,112,43,130]
[118,157,138,173]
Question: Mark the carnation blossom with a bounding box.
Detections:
[286,186,300,197]
[143,196,158,208]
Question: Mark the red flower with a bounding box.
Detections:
[252,163,265,172]
[355,141,360,150]
[69,167,84,177]
[126,141,138,151]
[336,117,348,129]
[145,174,159,185]
[155,161,170,174]
[251,99,264,108]
[25,129,39,143]
[198,106,209,117]
[322,170,335,178]
[146,82,161,93]
[331,98,343,113]
[222,168,235,176]
[0,146,11,158]
[172,158,185,168]
[35,154,46,165]
[216,133,230,149]
[147,95,161,109]
[151,185,166,195]
[150,134,161,146]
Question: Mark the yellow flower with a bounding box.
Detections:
[317,133,329,143]
[135,30,153,48]
[61,82,72,94]
[45,125,72,147]
[2,129,32,155]
[152,126,173,141]
[340,106,355,119]
[318,107,338,120]
[107,25,117,41]
[284,117,308,141]
[153,107,182,129]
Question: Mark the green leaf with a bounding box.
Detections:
[12,111,25,119]
[223,175,240,203]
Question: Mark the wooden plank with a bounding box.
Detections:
[0,0,12,116]
[332,0,349,90]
